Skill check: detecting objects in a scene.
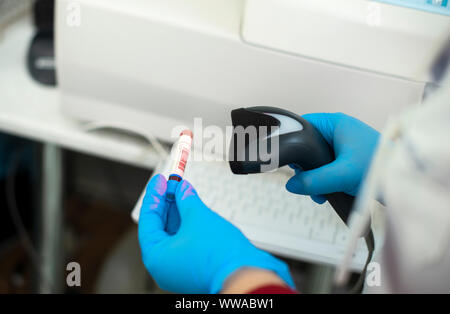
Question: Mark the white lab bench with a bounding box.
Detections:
[0,17,162,169]
[0,15,361,294]
[0,16,162,293]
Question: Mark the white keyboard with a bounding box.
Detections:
[133,159,368,271]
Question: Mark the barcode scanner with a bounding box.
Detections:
[229,106,355,223]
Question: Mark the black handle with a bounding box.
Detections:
[324,192,355,224]
[229,106,358,225]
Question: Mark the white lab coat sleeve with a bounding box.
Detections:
[364,75,450,293]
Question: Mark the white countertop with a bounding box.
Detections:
[0,16,162,169]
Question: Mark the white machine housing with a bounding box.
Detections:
[56,0,450,141]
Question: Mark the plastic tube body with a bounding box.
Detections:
[166,130,193,201]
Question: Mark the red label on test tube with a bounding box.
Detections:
[168,130,193,180]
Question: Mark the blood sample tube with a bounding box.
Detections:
[166,129,193,201]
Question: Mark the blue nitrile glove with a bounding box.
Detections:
[138,174,294,294]
[286,113,380,204]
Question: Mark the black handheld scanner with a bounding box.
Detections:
[229,106,354,223]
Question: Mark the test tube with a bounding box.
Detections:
[166,129,193,201]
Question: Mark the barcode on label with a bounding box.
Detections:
[178,149,189,172]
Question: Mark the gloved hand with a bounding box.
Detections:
[138,174,294,294]
[286,113,380,203]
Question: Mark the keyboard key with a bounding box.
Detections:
[181,160,368,269]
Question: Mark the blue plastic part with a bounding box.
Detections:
[373,0,450,16]
[166,174,182,201]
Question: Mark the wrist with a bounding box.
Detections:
[221,267,288,294]
[209,248,295,293]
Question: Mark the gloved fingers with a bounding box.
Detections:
[302,113,338,145]
[310,195,327,204]
[288,164,303,172]
[138,174,170,251]
[286,158,351,196]
[175,179,208,218]
[289,165,330,204]
[165,203,181,235]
